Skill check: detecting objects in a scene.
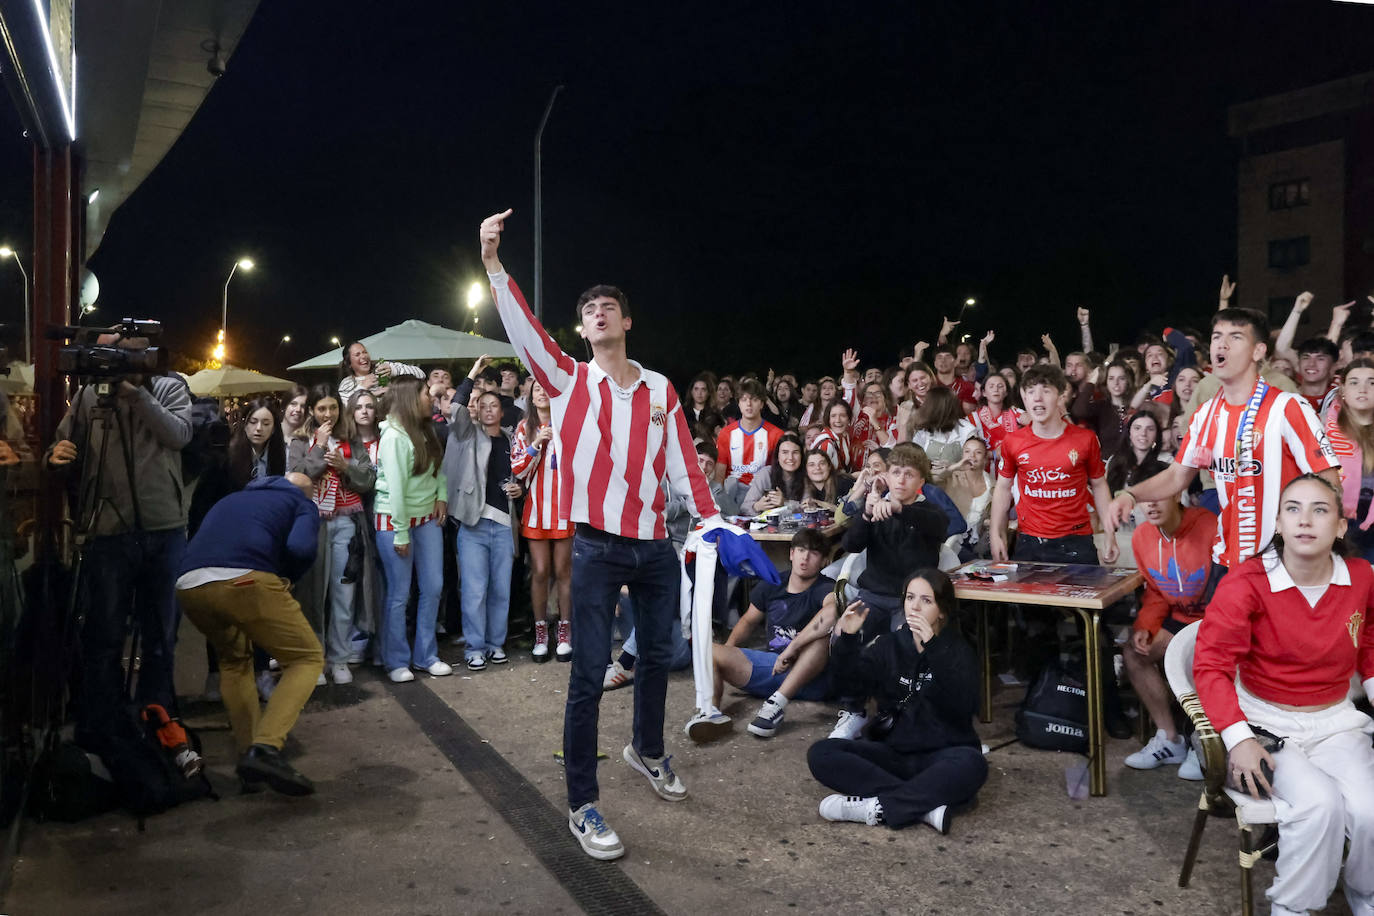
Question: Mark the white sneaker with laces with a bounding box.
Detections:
[330,663,353,685]
[603,660,633,690]
[568,803,624,860]
[828,710,868,740]
[488,647,509,665]
[818,794,881,825]
[388,667,415,683]
[555,619,572,662]
[622,744,688,801]
[1177,747,1204,781]
[747,698,786,738]
[1124,729,1187,770]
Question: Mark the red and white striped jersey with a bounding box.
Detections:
[1178,382,1339,567]
[812,428,860,472]
[510,423,571,534]
[715,420,782,485]
[489,271,717,539]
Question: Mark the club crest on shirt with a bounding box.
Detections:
[651,403,668,428]
[1067,448,1079,467]
[1350,610,1364,649]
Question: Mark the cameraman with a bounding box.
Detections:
[45,331,192,746]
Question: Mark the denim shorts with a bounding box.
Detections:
[740,647,832,701]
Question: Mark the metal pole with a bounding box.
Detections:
[221,260,239,338]
[533,84,564,322]
[13,254,29,363]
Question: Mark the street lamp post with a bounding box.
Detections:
[221,257,255,358]
[957,297,976,324]
[533,84,564,322]
[0,247,31,362]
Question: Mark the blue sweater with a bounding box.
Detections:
[181,477,320,581]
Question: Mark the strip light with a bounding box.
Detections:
[30,0,76,141]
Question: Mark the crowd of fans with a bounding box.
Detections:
[45,271,1374,911]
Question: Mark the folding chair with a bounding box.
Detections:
[1163,621,1277,916]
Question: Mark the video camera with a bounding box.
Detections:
[49,319,169,403]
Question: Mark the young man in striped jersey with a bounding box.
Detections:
[715,378,782,506]
[1107,308,1339,567]
[479,209,721,861]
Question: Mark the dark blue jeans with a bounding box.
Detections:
[565,526,679,810]
[77,527,186,745]
[1012,532,1099,565]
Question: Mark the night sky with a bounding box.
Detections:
[1,0,1372,384]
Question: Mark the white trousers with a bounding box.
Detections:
[1236,682,1374,914]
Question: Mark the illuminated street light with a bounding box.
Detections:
[466,281,484,310]
[212,329,226,364]
[330,336,341,347]
[0,246,30,361]
[965,297,976,307]
[221,256,256,361]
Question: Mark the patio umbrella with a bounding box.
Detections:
[288,319,517,371]
[186,364,296,398]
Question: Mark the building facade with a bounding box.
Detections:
[1229,72,1374,333]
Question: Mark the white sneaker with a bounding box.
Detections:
[828,710,868,740]
[388,667,415,683]
[622,744,687,801]
[315,672,327,686]
[685,708,733,743]
[603,660,634,690]
[568,803,624,860]
[747,697,786,738]
[818,794,881,826]
[1124,729,1187,770]
[415,660,453,677]
[256,670,277,701]
[1177,747,1204,781]
[487,647,508,665]
[330,663,353,685]
[922,804,950,834]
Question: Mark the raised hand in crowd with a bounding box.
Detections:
[913,340,930,361]
[836,599,869,636]
[1217,273,1236,310]
[468,353,492,380]
[479,207,513,272]
[938,316,959,344]
[1077,307,1090,327]
[841,348,861,381]
[1040,332,1060,367]
[1329,299,1354,342]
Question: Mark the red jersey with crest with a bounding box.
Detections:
[998,423,1106,538]
[1178,384,1338,567]
[716,420,783,486]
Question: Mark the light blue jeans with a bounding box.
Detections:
[323,515,358,665]
[457,517,515,660]
[377,519,444,671]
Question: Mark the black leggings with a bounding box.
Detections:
[807,738,987,829]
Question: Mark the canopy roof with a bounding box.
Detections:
[289,319,517,370]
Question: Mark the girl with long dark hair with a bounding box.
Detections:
[906,388,977,483]
[742,432,806,514]
[812,400,861,473]
[373,376,449,683]
[510,380,573,662]
[807,568,987,834]
[289,385,377,685]
[337,341,424,403]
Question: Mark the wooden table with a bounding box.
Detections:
[747,518,849,570]
[952,560,1143,797]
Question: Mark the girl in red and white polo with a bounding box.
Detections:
[1194,474,1374,916]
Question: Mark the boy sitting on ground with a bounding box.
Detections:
[774,443,949,739]
[711,528,835,738]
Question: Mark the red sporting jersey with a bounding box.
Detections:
[974,406,1022,458]
[998,423,1106,538]
[1178,383,1339,567]
[941,376,977,406]
[716,420,783,486]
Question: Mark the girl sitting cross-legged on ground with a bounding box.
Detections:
[806,568,988,835]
